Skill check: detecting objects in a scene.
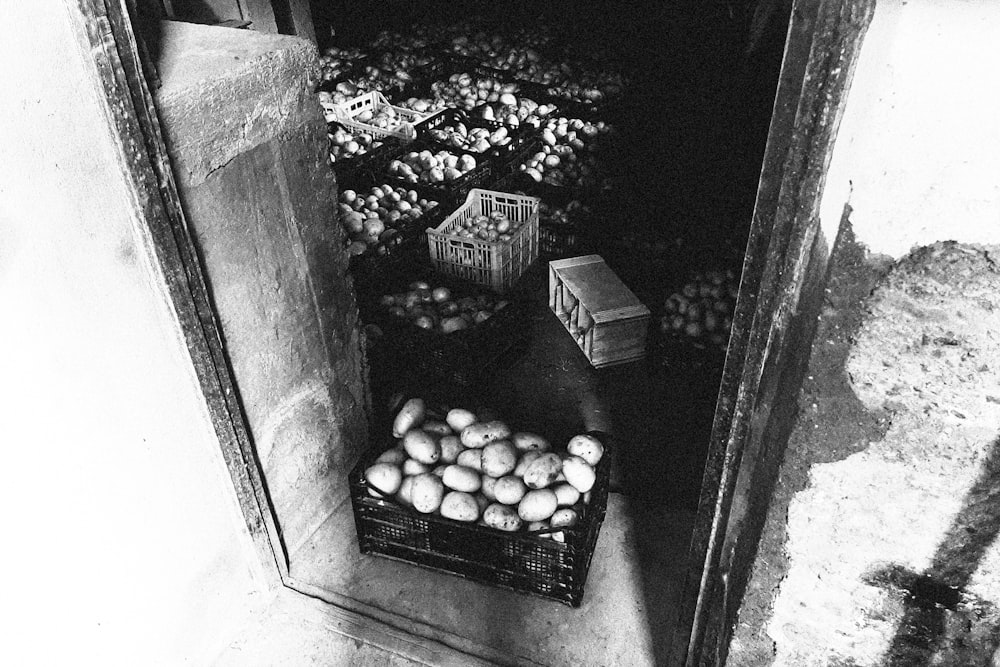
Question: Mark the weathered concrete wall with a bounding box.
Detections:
[729,2,1000,664]
[154,21,368,558]
[0,3,267,663]
[819,0,1000,258]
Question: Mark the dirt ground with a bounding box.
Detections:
[729,237,1000,666]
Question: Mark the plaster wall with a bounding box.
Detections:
[819,0,1000,258]
[0,3,266,665]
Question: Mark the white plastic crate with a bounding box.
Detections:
[427,189,540,292]
[331,91,427,141]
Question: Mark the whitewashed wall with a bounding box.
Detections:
[0,3,267,664]
[820,0,1000,257]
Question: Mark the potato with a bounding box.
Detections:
[474,493,491,514]
[456,448,483,471]
[562,455,596,493]
[551,508,579,528]
[522,452,563,489]
[402,458,431,476]
[411,473,445,514]
[483,503,523,532]
[481,474,498,501]
[442,464,482,493]
[375,446,407,466]
[440,491,480,522]
[432,465,448,477]
[396,475,414,506]
[481,440,518,478]
[460,420,512,448]
[364,462,402,497]
[422,420,453,436]
[553,482,581,507]
[567,434,605,466]
[512,432,551,453]
[518,488,558,522]
[446,408,477,432]
[402,429,440,465]
[392,397,425,437]
[439,435,464,464]
[513,450,543,477]
[493,475,527,505]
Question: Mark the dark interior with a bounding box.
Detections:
[313,0,789,510]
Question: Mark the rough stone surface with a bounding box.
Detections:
[156,27,367,559]
[154,20,321,187]
[729,239,1000,666]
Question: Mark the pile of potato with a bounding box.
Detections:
[426,117,513,154]
[363,398,605,538]
[328,125,386,164]
[539,198,592,227]
[396,96,449,115]
[430,72,519,111]
[353,63,414,98]
[318,82,374,108]
[519,116,614,188]
[339,185,439,257]
[472,95,558,130]
[660,269,739,351]
[373,49,440,79]
[450,210,524,243]
[546,69,625,105]
[448,30,566,85]
[319,46,367,83]
[371,24,465,52]
[387,149,478,184]
[378,281,509,333]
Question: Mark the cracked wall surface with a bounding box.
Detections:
[729,240,1000,666]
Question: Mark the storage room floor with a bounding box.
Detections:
[291,3,785,664]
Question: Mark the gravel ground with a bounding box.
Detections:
[730,238,1000,666]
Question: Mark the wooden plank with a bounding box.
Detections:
[671,1,877,665]
[549,255,650,368]
[237,0,277,33]
[271,0,316,42]
[76,0,288,588]
[550,256,645,316]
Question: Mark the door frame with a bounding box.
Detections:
[671,0,875,664]
[80,0,875,663]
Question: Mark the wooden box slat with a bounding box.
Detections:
[548,255,650,368]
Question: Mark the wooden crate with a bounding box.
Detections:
[548,255,650,368]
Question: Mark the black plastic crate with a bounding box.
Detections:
[346,202,447,287]
[349,429,612,607]
[359,267,533,388]
[328,123,405,186]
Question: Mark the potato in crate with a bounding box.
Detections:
[427,189,540,292]
[350,398,612,607]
